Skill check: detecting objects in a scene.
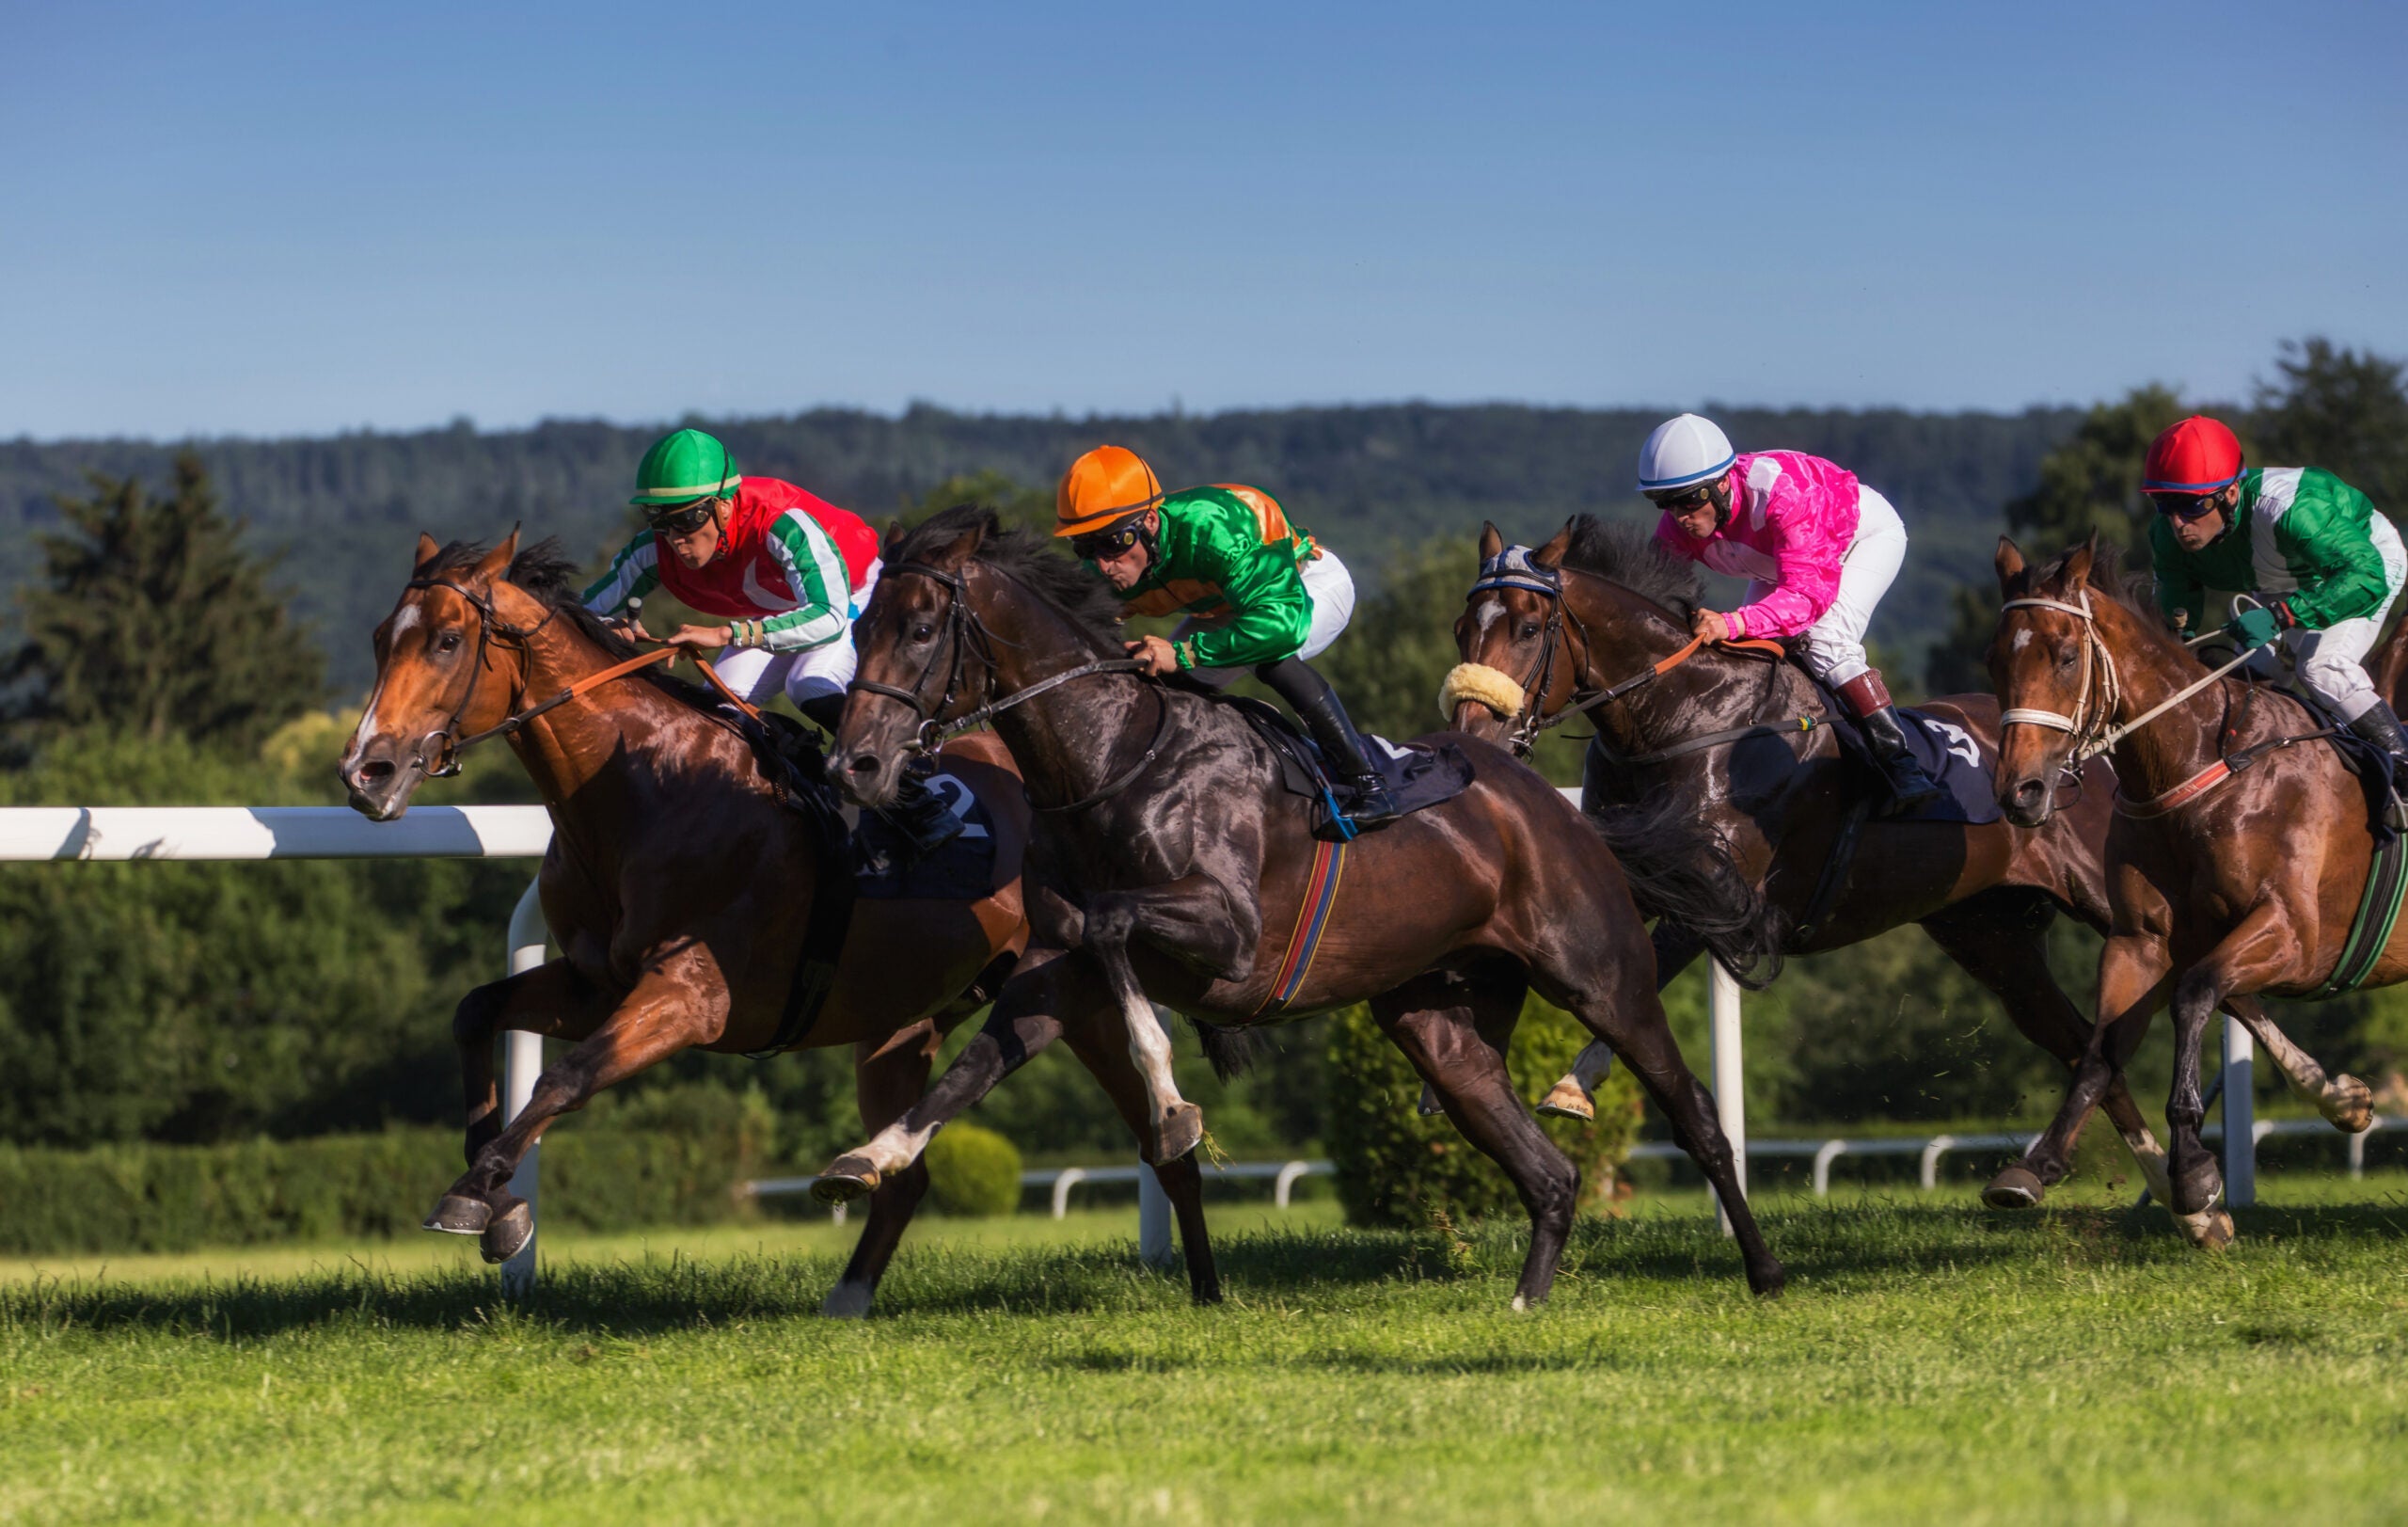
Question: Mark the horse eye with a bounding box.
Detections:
[911,623,936,643]
[1518,624,1541,641]
[436,631,462,654]
[2054,648,2076,670]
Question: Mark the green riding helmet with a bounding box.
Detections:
[631,428,741,509]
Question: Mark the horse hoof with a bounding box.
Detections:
[813,1159,879,1204]
[1157,1103,1204,1162]
[2175,1206,2236,1249]
[2330,1074,2376,1134]
[1982,1166,2046,1210]
[1416,1083,1446,1118]
[1534,1081,1595,1122]
[819,1281,874,1320]
[1747,1260,1788,1299]
[479,1199,532,1264]
[423,1194,491,1235]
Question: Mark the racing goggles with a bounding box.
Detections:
[1645,483,1719,514]
[2149,491,2225,523]
[647,498,720,536]
[1069,516,1149,562]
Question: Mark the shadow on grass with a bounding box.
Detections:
[6,1200,2394,1341]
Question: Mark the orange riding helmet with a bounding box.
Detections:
[1054,445,1165,537]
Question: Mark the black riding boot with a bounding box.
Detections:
[1835,671,1942,812]
[1259,658,1402,829]
[802,693,965,858]
[2347,701,2408,831]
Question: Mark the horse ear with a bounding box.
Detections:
[414,533,440,572]
[933,517,987,568]
[886,517,907,546]
[2063,532,2097,590]
[469,528,519,586]
[1479,520,1504,561]
[1994,535,2026,591]
[1530,519,1574,570]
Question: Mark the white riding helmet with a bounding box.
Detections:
[1637,414,1736,494]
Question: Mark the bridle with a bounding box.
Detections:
[393,576,754,778]
[1998,590,2256,766]
[847,559,1162,810]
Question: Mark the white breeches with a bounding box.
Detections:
[1744,486,1906,688]
[711,559,880,708]
[2243,516,2405,723]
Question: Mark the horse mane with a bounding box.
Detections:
[2031,538,2159,622]
[418,535,712,708]
[1559,515,1703,622]
[888,504,1125,656]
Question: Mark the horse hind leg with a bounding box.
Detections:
[1535,922,1704,1121]
[821,1022,945,1319]
[2225,994,2376,1133]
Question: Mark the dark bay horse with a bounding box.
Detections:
[338,533,1031,1313]
[1991,536,2387,1246]
[1444,517,2365,1210]
[817,506,1785,1308]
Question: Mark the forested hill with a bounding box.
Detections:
[0,403,2082,692]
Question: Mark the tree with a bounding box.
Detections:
[2254,337,2408,511]
[904,469,1055,537]
[6,453,324,750]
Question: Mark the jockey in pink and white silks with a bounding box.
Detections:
[1641,413,1942,809]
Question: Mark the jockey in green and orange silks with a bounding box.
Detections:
[1056,445,1399,828]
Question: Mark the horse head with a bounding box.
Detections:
[339,530,531,820]
[833,511,997,809]
[1989,533,2103,827]
[1443,519,1585,747]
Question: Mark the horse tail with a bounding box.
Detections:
[1189,1017,1263,1081]
[1586,795,1786,990]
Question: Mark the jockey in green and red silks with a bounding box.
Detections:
[1641,412,1942,810]
[1055,444,1399,830]
[2143,413,2408,806]
[583,426,961,853]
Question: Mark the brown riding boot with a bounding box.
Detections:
[1837,670,1944,812]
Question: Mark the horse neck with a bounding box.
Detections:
[1565,572,1801,749]
[2088,590,2228,792]
[488,586,705,805]
[967,565,1161,808]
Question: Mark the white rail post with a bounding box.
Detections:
[2222,1012,2256,1209]
[1137,1004,1177,1267]
[501,878,547,1298]
[1710,958,1746,1234]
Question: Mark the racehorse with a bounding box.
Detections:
[1990,535,2388,1246]
[1442,517,2368,1212]
[338,533,1032,1313]
[815,505,1787,1308]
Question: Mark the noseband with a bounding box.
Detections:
[399,577,559,777]
[1998,591,2256,768]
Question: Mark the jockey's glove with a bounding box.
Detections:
[2222,605,2284,650]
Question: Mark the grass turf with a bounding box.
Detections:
[4,1177,2406,1525]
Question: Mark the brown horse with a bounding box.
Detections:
[816,506,1786,1308]
[1990,536,2384,1246]
[1444,517,2365,1210]
[337,533,1031,1314]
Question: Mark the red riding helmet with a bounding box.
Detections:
[2143,415,2244,496]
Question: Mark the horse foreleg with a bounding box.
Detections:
[2222,993,2376,1133]
[820,1019,947,1319]
[448,959,613,1169]
[2163,905,2299,1248]
[1053,997,1224,1303]
[1081,876,1254,1163]
[815,946,1091,1201]
[1537,920,1705,1121]
[1378,968,1581,1310]
[1913,903,2170,1207]
[428,957,729,1263]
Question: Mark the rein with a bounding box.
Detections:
[402,576,762,778]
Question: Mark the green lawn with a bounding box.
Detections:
[5,1176,2406,1526]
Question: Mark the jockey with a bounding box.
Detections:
[1640,414,1944,810]
[1055,445,1400,829]
[583,427,962,853]
[2144,414,2408,784]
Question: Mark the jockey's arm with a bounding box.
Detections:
[742,513,852,651]
[1173,533,1313,670]
[581,530,661,617]
[2271,499,2388,629]
[1726,527,1836,641]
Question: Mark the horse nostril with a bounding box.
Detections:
[354,759,395,789]
[846,753,880,777]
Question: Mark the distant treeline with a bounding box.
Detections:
[0,402,2083,692]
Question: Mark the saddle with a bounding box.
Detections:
[1219,694,1475,842]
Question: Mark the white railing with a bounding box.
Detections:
[743,1158,1335,1219]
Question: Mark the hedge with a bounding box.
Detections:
[925,1123,1022,1217]
[0,1085,777,1256]
[1325,993,1642,1228]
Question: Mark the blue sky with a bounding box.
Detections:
[4,1,2401,439]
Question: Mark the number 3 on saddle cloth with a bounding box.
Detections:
[1803,683,2004,826]
[1221,695,1477,842]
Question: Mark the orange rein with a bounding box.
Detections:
[449,641,763,756]
[1652,632,1789,676]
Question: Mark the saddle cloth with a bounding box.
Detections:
[1224,695,1476,842]
[1803,682,2002,825]
[852,763,1004,899]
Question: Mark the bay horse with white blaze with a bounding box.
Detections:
[816,506,1785,1308]
[1990,536,2384,1246]
[339,533,1031,1313]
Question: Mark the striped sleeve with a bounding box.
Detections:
[581,531,660,614]
[754,510,853,650]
